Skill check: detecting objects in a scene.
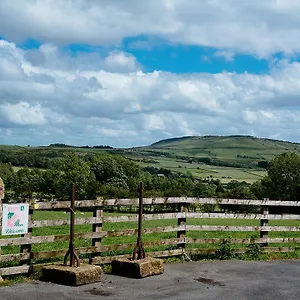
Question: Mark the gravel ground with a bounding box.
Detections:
[1,260,300,300]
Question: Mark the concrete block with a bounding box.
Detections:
[42,264,102,286]
[111,257,164,278]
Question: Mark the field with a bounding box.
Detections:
[134,156,266,183]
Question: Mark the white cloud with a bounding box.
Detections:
[0,102,47,125]
[104,51,140,73]
[1,39,300,146]
[2,1,300,57]
[214,50,235,62]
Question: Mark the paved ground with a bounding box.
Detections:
[1,260,300,300]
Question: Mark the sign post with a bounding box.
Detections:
[1,204,29,236]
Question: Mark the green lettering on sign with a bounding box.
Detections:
[8,212,14,219]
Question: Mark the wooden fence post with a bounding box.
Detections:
[260,200,269,248]
[177,204,186,250]
[20,201,33,273]
[89,204,103,264]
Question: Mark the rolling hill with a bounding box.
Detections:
[123,135,300,183]
[148,135,300,160]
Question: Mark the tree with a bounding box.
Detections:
[9,167,42,199]
[251,152,300,202]
[266,152,300,201]
[56,152,98,199]
[0,163,14,183]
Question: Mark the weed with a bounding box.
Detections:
[245,239,262,260]
[215,239,235,260]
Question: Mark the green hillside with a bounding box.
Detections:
[149,135,300,160]
[122,135,300,183]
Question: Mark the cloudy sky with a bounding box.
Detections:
[1,0,300,147]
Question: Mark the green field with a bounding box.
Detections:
[134,156,266,183]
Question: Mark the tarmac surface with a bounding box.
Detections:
[1,260,300,300]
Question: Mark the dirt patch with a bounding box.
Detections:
[194,277,225,287]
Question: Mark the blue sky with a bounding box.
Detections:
[1,0,300,147]
[19,36,271,74]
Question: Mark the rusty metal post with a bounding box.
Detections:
[132,182,145,260]
[64,183,80,267]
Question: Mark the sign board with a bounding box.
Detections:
[1,204,29,235]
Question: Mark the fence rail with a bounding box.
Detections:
[1,197,300,276]
[30,197,300,209]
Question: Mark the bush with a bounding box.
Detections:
[215,239,235,260]
[245,239,262,260]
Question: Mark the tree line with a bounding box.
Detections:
[0,150,299,207]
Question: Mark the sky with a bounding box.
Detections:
[1,0,300,147]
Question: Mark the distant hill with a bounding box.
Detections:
[113,135,297,182]
[147,135,300,162]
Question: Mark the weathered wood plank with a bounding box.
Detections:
[143,225,185,234]
[263,247,297,253]
[32,199,103,210]
[0,265,30,276]
[184,237,300,244]
[103,197,300,207]
[144,213,185,221]
[186,225,300,232]
[33,197,300,209]
[266,237,300,243]
[102,198,188,206]
[103,225,184,237]
[186,212,300,220]
[30,217,102,228]
[104,228,137,237]
[263,226,300,232]
[187,198,300,207]
[103,213,185,223]
[185,238,251,245]
[0,232,104,247]
[0,253,30,263]
[186,225,261,231]
[103,215,138,223]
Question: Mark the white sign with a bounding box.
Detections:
[1,204,29,235]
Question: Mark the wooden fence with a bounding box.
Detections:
[1,197,300,276]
